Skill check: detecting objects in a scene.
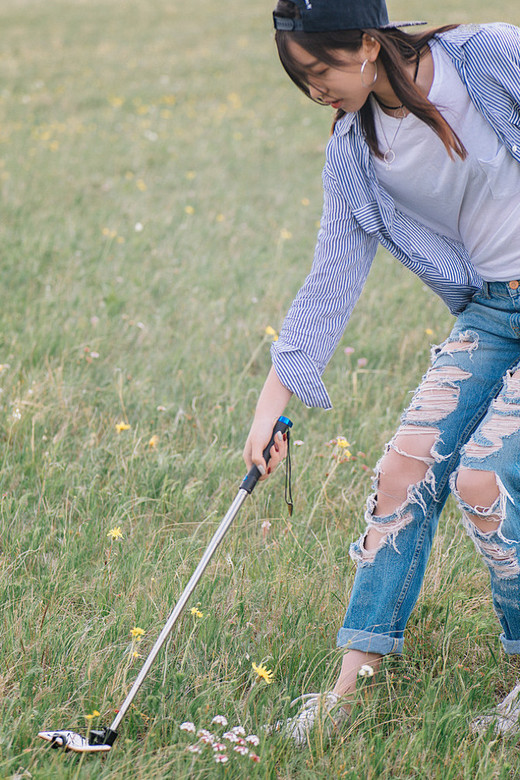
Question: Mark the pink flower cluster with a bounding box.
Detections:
[179,717,261,765]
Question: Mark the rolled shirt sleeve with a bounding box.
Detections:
[271,163,378,409]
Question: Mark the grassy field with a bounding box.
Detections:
[1,0,520,777]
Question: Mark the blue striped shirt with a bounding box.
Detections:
[271,23,520,409]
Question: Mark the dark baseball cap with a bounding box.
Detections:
[273,0,426,32]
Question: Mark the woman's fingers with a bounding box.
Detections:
[245,427,288,481]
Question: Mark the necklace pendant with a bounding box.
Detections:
[383,149,395,169]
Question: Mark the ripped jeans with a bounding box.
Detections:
[337,281,520,656]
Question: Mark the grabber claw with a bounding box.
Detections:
[38,728,116,752]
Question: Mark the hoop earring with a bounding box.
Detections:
[360,59,378,88]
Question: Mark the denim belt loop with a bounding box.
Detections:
[480,281,490,299]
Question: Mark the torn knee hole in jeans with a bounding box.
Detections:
[351,429,439,566]
[451,471,519,579]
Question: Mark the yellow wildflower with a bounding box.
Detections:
[107,526,123,541]
[115,422,131,433]
[265,325,279,342]
[336,436,350,448]
[280,228,292,240]
[148,435,159,448]
[185,205,195,215]
[190,607,203,619]
[85,710,100,720]
[252,662,274,684]
[131,627,145,641]
[425,328,434,336]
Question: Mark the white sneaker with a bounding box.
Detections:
[471,682,520,736]
[267,692,348,747]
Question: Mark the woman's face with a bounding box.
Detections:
[286,39,378,112]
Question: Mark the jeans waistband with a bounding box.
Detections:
[480,280,520,298]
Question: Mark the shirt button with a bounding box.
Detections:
[509,280,519,289]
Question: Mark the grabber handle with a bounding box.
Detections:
[240,415,293,494]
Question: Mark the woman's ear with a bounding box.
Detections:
[361,33,381,63]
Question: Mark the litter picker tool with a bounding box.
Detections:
[38,416,293,753]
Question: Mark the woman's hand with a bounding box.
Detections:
[243,366,293,480]
[243,416,288,480]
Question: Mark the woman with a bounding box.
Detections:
[243,0,520,744]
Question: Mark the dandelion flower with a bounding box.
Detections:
[252,663,273,684]
[358,664,374,677]
[115,422,131,433]
[336,436,350,448]
[280,228,292,240]
[107,527,123,541]
[131,627,145,641]
[148,435,159,448]
[264,325,278,341]
[185,205,195,215]
[190,607,203,618]
[425,328,434,336]
[211,715,228,726]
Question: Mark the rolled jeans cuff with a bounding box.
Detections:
[336,628,404,655]
[500,633,520,655]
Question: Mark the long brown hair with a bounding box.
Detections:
[274,0,466,160]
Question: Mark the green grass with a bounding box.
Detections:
[1,0,520,777]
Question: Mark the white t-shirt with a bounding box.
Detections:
[372,41,520,281]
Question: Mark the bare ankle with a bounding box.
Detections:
[332,649,382,699]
